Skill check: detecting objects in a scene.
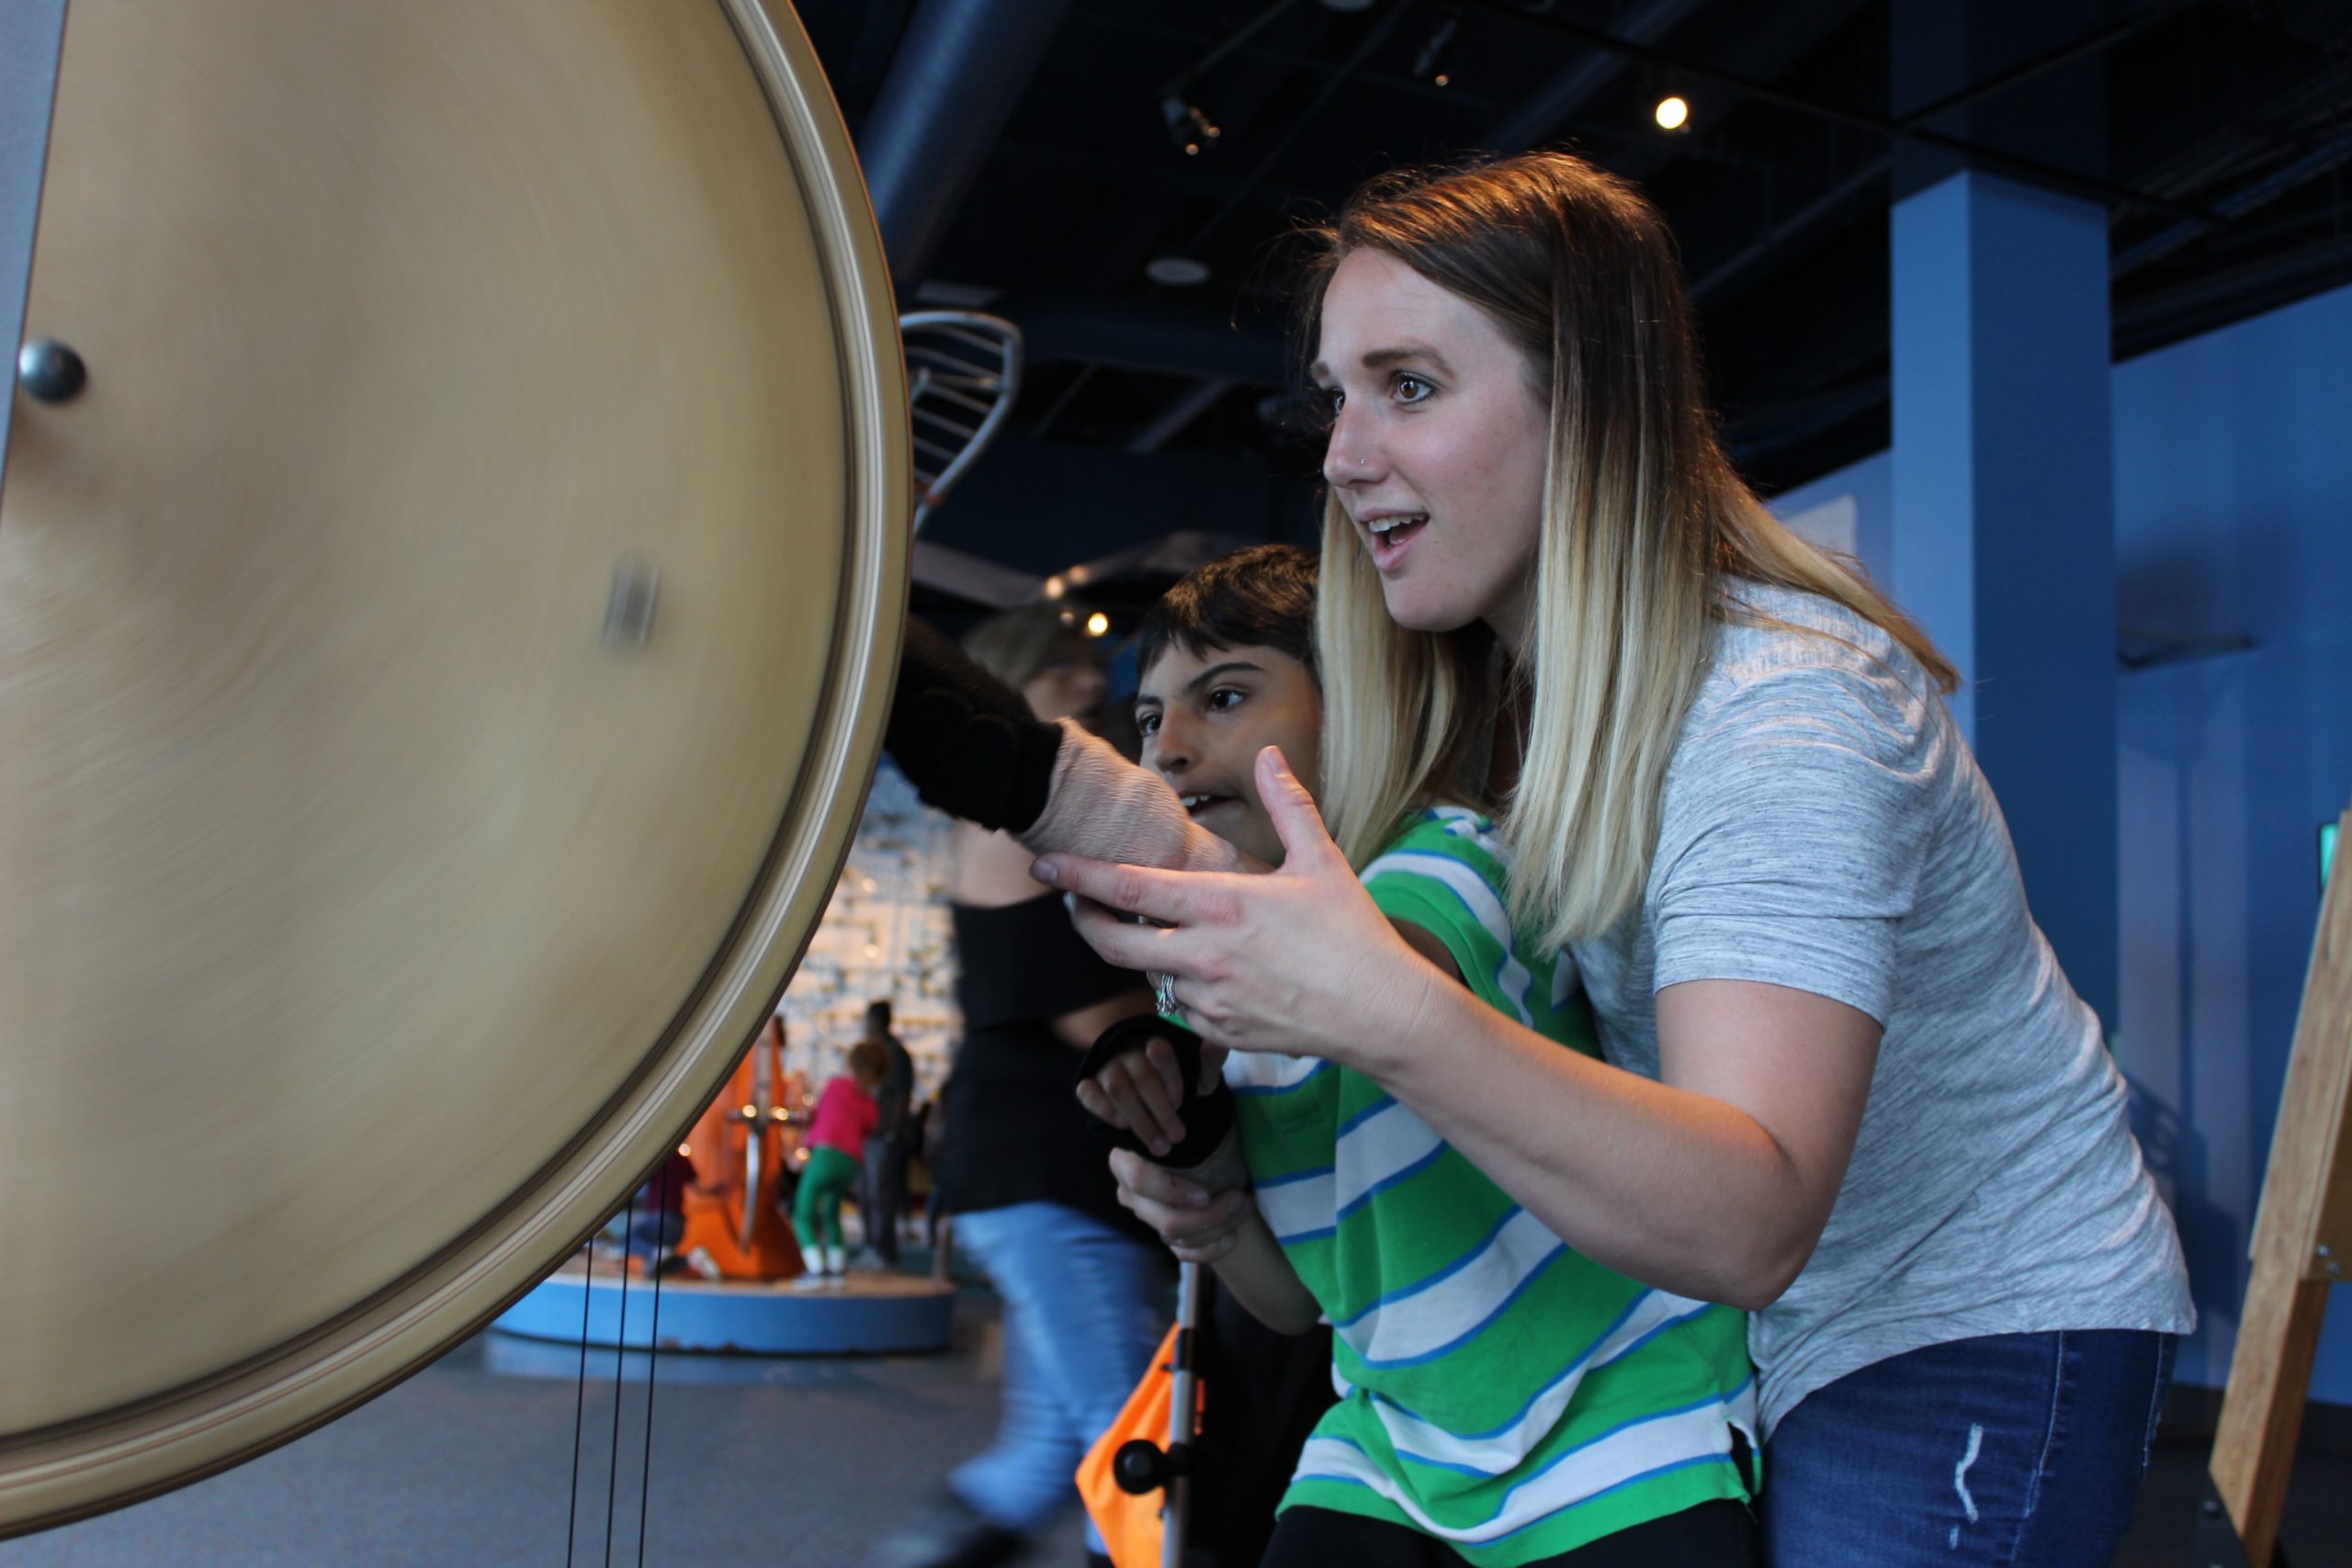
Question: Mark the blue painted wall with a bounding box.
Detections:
[1771,448,1893,585]
[1768,278,2352,1395]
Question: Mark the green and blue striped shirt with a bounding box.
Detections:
[1223,807,1756,1563]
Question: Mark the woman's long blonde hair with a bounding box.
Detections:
[1303,153,1957,950]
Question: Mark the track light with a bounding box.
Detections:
[1160,94,1221,156]
[1413,11,1461,87]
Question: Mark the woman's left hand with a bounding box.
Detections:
[1031,746,1446,1068]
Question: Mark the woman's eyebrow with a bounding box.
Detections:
[1308,345,1453,379]
[1362,344,1451,374]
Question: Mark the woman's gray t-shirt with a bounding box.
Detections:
[1570,581,2193,1438]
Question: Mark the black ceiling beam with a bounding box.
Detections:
[1689,156,1891,304]
[1484,0,1711,152]
[2115,122,2352,276]
[1606,0,1876,184]
[1007,295,1289,383]
[1457,0,2222,226]
[1181,0,1418,256]
[1071,6,1501,114]
[1681,5,2169,310]
[1890,1,2182,130]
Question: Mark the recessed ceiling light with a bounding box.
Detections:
[1146,255,1212,287]
[1654,95,1690,131]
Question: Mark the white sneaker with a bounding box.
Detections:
[789,1271,831,1292]
[683,1246,722,1281]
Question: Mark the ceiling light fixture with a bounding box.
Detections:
[1654,94,1690,132]
[1160,94,1221,156]
[1413,10,1460,87]
[1145,255,1211,287]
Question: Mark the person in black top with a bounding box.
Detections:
[872,605,1171,1568]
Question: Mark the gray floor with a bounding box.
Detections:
[4,1302,2346,1567]
[0,1296,1086,1568]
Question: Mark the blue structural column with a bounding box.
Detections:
[1891,170,2120,1028]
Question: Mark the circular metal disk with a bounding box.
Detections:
[0,0,905,1530]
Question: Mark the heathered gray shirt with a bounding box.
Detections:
[1572,581,2193,1438]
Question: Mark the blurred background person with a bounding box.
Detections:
[856,999,916,1269]
[875,604,1170,1568]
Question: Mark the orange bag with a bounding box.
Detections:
[1078,1322,1196,1568]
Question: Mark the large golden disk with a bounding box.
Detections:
[0,0,904,1531]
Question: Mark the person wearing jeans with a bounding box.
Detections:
[948,1204,1170,1543]
[870,605,1170,1568]
[1761,1331,2176,1564]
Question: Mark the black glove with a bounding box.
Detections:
[885,617,1065,833]
[1076,1013,1235,1169]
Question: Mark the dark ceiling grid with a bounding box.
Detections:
[1634,0,1886,299]
[2105,7,2352,355]
[800,0,2352,521]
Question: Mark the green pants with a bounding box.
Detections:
[792,1144,861,1252]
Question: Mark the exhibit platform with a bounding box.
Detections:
[492,1258,957,1357]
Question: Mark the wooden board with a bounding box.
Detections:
[0,0,905,1531]
[2208,805,2352,1562]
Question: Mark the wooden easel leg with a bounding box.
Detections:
[2207,1270,2329,1565]
[2199,804,2352,1566]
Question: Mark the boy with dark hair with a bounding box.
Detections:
[1136,543,1320,682]
[1132,545,1326,873]
[1119,544,1337,1567]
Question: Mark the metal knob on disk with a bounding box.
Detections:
[17,338,87,403]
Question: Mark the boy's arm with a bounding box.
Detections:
[1390,918,1464,985]
[1210,1207,1324,1337]
[1110,1136,1322,1337]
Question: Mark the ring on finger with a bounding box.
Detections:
[1154,971,1179,1017]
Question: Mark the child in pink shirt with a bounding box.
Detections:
[791,1040,889,1288]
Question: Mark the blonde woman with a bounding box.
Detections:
[1033,153,2192,1568]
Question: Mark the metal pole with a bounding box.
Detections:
[1160,1260,1203,1568]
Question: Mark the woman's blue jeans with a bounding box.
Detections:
[1763,1329,2176,1566]
[950,1202,1170,1550]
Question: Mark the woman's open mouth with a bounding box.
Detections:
[1180,792,1237,819]
[1367,513,1428,570]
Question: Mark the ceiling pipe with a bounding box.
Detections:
[1126,377,1238,454]
[859,0,1076,290]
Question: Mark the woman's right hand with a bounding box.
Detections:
[1107,1146,1253,1262]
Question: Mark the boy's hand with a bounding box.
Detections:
[1107,1147,1252,1262]
[1075,1033,1225,1158]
